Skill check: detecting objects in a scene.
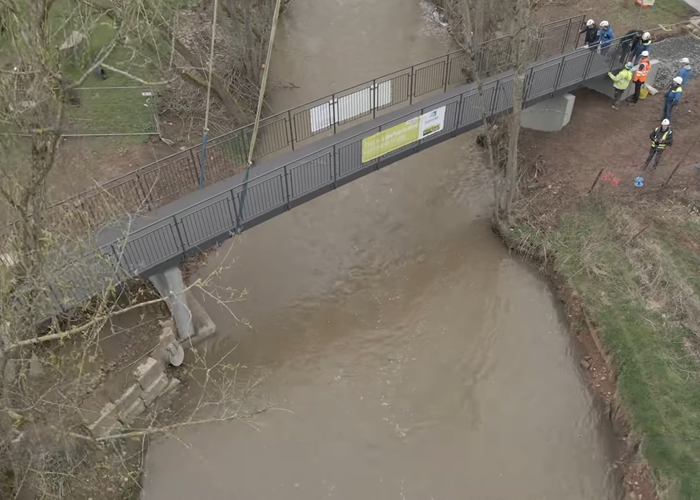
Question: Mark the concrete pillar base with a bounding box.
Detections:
[149,266,194,341]
[521,93,576,132]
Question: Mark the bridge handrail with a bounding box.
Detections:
[5,14,586,236]
[102,36,629,278]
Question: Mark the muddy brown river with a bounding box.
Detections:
[143,1,617,498]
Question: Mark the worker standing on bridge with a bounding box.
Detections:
[643,119,673,170]
[608,62,633,109]
[633,32,652,63]
[627,51,651,105]
[620,30,641,63]
[598,21,614,56]
[580,19,599,50]
[662,76,683,120]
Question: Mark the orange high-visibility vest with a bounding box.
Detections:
[634,58,651,83]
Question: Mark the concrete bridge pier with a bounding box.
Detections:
[149,266,216,343]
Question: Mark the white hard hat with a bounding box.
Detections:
[641,50,649,57]
[673,76,683,84]
[681,57,690,64]
[586,19,595,27]
[661,119,670,126]
[642,32,651,40]
[600,20,609,27]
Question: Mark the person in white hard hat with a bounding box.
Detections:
[663,76,684,121]
[678,57,693,86]
[643,119,673,170]
[627,51,651,105]
[598,21,615,56]
[580,19,599,50]
[633,31,652,63]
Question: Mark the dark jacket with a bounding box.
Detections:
[650,127,673,148]
[580,26,599,46]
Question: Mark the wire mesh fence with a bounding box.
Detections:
[65,86,159,136]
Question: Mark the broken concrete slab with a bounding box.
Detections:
[118,399,146,425]
[113,384,142,417]
[141,372,170,407]
[88,403,123,438]
[133,357,164,391]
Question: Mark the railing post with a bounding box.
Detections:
[582,46,596,83]
[372,79,377,119]
[172,217,187,253]
[551,57,567,95]
[443,54,449,93]
[409,65,415,105]
[489,80,500,116]
[522,67,535,104]
[287,110,295,151]
[283,166,291,208]
[332,145,338,187]
[561,19,572,54]
[331,94,337,134]
[229,189,241,230]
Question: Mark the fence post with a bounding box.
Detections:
[443,54,449,93]
[332,145,338,187]
[283,165,291,208]
[522,67,535,104]
[172,217,187,253]
[286,110,295,152]
[135,172,152,211]
[331,94,337,134]
[372,79,377,119]
[189,149,200,187]
[409,65,415,105]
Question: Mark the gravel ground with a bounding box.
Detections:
[647,35,700,88]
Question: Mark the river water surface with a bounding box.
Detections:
[143,1,617,498]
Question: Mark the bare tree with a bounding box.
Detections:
[449,0,536,229]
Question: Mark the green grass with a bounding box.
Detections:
[605,0,694,34]
[547,199,700,498]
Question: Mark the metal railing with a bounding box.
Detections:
[102,37,628,279]
[15,15,638,318]
[5,14,585,238]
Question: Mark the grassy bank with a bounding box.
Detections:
[520,197,700,498]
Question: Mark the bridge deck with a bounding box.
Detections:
[39,35,631,317]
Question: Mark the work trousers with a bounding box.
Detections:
[631,80,644,103]
[643,146,665,169]
[662,100,677,121]
[613,88,624,107]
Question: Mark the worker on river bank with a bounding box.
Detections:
[627,51,651,105]
[662,76,683,120]
[643,119,673,170]
[608,62,633,109]
[678,57,693,85]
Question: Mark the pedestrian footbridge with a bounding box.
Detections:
[15,14,635,321]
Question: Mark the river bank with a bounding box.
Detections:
[506,69,700,498]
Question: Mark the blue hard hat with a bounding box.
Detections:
[625,62,634,69]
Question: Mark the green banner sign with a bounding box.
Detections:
[361,106,446,163]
